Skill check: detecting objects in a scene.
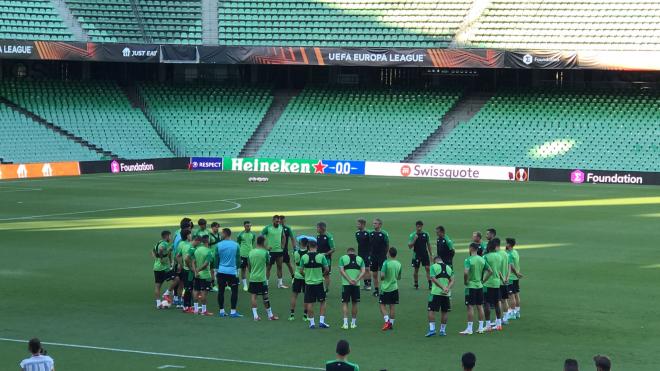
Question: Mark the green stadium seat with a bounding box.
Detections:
[0,0,74,41]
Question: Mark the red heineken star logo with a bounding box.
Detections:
[313,160,328,174]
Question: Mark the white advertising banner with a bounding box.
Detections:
[365,162,516,181]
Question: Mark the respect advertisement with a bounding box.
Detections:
[0,161,80,180]
[528,168,660,186]
[365,162,516,181]
[79,158,190,174]
[229,158,365,175]
[189,157,223,171]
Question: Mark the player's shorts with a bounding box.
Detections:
[304,283,326,303]
[370,254,386,272]
[282,247,291,263]
[485,287,501,307]
[341,285,360,303]
[500,285,510,299]
[154,270,174,284]
[428,295,451,313]
[292,278,306,294]
[411,252,430,268]
[176,269,187,281]
[269,251,284,264]
[357,249,371,267]
[239,257,249,269]
[182,270,194,289]
[511,280,520,293]
[193,278,212,292]
[216,273,238,288]
[248,281,268,295]
[466,288,484,306]
[379,290,399,305]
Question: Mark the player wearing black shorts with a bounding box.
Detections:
[355,218,371,290]
[279,215,297,281]
[426,256,455,337]
[408,221,433,290]
[338,248,366,329]
[152,230,173,309]
[300,241,330,329]
[460,243,488,335]
[316,222,335,292]
[369,218,389,297]
[289,237,309,321]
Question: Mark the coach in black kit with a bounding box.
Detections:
[368,218,389,297]
[355,218,371,290]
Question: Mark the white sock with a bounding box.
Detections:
[467,322,474,331]
[230,309,236,315]
[429,322,435,331]
[351,318,357,325]
[194,303,199,312]
[219,309,225,315]
[201,305,206,313]
[267,308,273,318]
[252,307,258,319]
[384,315,389,323]
[319,315,325,324]
[496,318,502,326]
[242,279,247,287]
[309,318,316,326]
[486,320,491,328]
[515,306,520,313]
[478,321,484,330]
[440,324,446,332]
[278,278,283,286]
[390,318,395,325]
[173,296,180,303]
[343,318,348,326]
[164,290,171,296]
[156,299,161,307]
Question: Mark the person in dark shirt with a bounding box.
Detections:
[325,340,359,371]
[355,218,371,290]
[368,218,389,297]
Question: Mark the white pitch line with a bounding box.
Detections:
[0,188,351,222]
[0,338,323,370]
[157,365,185,369]
[0,187,42,193]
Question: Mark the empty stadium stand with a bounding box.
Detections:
[0,0,74,41]
[138,84,273,158]
[423,89,660,171]
[0,80,173,159]
[464,0,660,50]
[218,0,472,47]
[257,87,461,161]
[0,104,101,163]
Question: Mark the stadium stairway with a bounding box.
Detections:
[201,0,219,45]
[124,85,177,156]
[50,0,89,41]
[405,91,492,162]
[0,97,111,161]
[239,89,300,158]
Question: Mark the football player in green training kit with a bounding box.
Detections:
[192,235,214,315]
[153,230,173,309]
[483,238,504,331]
[208,222,221,292]
[506,238,523,319]
[236,221,256,291]
[379,247,402,331]
[497,237,512,324]
[193,218,210,239]
[178,230,197,312]
[316,221,335,292]
[279,215,297,282]
[326,340,359,371]
[289,237,310,321]
[338,247,366,329]
[355,218,371,290]
[408,221,432,290]
[369,218,390,297]
[460,242,490,335]
[300,240,330,329]
[426,255,454,337]
[262,215,288,289]
[171,218,192,307]
[248,236,279,321]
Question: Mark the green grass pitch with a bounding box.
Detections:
[1,171,659,371]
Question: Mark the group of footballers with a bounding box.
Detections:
[151,215,523,335]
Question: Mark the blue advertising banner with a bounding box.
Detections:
[320,160,366,175]
[190,157,223,171]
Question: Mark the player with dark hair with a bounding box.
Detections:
[497,237,511,324]
[263,215,287,289]
[178,230,197,312]
[435,225,455,267]
[408,220,432,290]
[248,235,278,321]
[369,218,389,297]
[506,237,523,319]
[483,238,503,331]
[20,338,54,371]
[279,215,297,282]
[379,247,401,331]
[355,218,371,290]
[171,218,192,307]
[236,221,256,292]
[325,340,359,371]
[192,235,214,315]
[564,359,579,371]
[289,236,309,321]
[461,352,476,371]
[593,355,611,371]
[339,247,366,329]
[152,230,173,309]
[216,228,242,318]
[460,242,489,335]
[482,228,496,256]
[300,240,330,329]
[316,221,335,292]
[426,255,454,337]
[193,218,209,239]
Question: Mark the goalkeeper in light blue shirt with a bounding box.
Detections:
[216,228,242,318]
